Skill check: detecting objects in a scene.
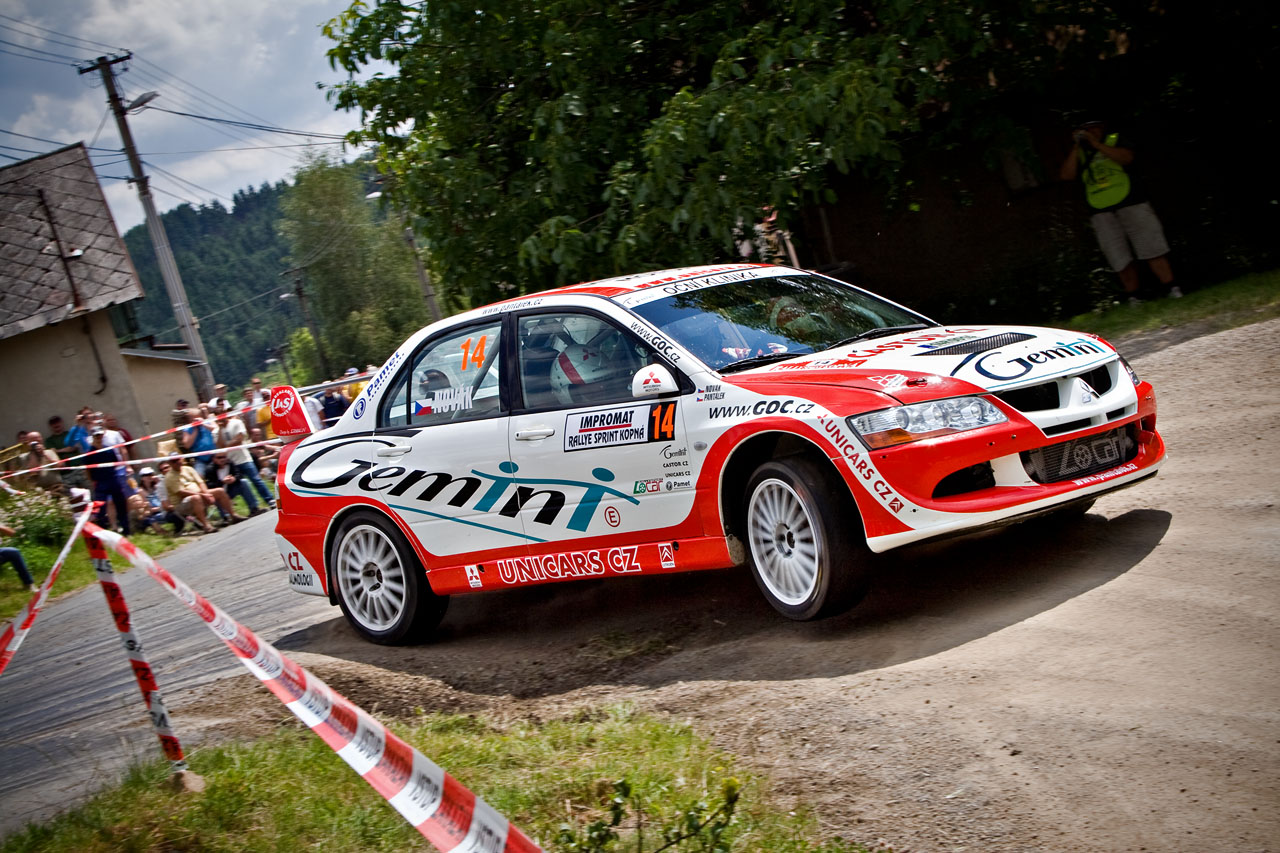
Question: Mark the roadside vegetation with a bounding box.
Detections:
[0,490,244,621]
[1064,268,1280,341]
[0,704,868,852]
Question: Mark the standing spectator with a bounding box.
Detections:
[99,413,133,474]
[249,427,279,481]
[248,377,268,405]
[208,383,232,412]
[84,428,130,535]
[46,416,88,490]
[221,411,274,510]
[319,383,350,426]
[204,452,265,516]
[0,523,38,593]
[303,393,325,431]
[180,412,218,478]
[163,455,244,527]
[1060,118,1179,303]
[66,407,94,453]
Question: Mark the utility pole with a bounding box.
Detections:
[280,267,333,379]
[79,53,216,401]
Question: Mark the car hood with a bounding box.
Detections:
[732,325,1118,402]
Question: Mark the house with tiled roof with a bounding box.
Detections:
[0,143,197,458]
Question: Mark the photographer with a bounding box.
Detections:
[1060,119,1179,303]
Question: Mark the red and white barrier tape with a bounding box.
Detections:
[86,524,542,852]
[1,372,372,484]
[1,438,283,477]
[83,530,188,771]
[0,506,93,676]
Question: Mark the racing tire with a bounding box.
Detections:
[328,510,448,645]
[744,457,868,621]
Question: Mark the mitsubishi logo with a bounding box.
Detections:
[1077,378,1098,404]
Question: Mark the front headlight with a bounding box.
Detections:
[848,396,1007,449]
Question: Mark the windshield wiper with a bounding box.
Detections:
[718,351,800,374]
[828,323,931,349]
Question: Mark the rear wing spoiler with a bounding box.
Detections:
[270,386,316,442]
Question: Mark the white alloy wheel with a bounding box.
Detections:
[748,477,822,606]
[335,523,409,632]
[743,457,867,620]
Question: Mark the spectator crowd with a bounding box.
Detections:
[1,378,283,544]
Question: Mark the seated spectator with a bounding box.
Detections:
[204,451,266,516]
[21,433,63,494]
[154,459,213,534]
[163,455,244,527]
[130,467,186,535]
[319,384,350,425]
[0,523,37,593]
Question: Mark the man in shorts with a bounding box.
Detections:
[1060,119,1180,303]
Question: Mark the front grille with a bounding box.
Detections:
[933,462,995,498]
[994,383,1059,412]
[1021,424,1137,484]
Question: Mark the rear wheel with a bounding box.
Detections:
[745,457,867,620]
[329,511,448,644]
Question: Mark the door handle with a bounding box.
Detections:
[514,428,555,441]
[376,446,411,457]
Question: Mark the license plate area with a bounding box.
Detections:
[1021,425,1137,484]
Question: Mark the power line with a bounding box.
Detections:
[0,128,117,152]
[149,107,348,140]
[0,44,76,65]
[144,160,235,204]
[0,35,79,61]
[0,13,122,53]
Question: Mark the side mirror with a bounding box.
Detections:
[631,364,679,398]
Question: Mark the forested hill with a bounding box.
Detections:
[122,181,303,389]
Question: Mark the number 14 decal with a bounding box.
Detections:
[648,402,677,442]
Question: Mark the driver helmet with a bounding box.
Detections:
[549,344,624,406]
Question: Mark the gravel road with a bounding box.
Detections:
[2,319,1277,851]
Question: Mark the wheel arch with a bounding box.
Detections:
[322,502,422,606]
[718,431,867,548]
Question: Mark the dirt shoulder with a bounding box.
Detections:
[177,319,1280,852]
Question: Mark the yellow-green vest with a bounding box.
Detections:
[1080,132,1131,210]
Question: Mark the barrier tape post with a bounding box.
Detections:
[81,528,204,792]
[0,507,93,677]
[85,523,542,852]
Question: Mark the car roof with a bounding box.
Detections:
[480,262,792,309]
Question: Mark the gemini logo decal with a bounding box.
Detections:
[289,438,639,537]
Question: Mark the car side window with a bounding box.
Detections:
[379,321,504,427]
[517,312,653,410]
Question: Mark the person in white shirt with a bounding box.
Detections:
[220,412,275,509]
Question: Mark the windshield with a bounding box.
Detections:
[630,273,932,371]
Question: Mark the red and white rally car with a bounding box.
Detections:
[271,264,1164,643]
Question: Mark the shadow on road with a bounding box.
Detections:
[275,508,1171,702]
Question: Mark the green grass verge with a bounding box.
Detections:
[1062,267,1280,339]
[0,494,268,621]
[0,705,867,852]
[0,530,192,621]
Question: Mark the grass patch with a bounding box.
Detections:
[1062,267,1280,339]
[0,529,197,621]
[0,704,867,852]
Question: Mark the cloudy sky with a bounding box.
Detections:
[0,0,378,232]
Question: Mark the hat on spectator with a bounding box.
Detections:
[139,467,156,476]
[90,426,105,435]
[344,367,359,376]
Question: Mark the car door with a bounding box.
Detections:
[364,318,530,562]
[504,309,696,572]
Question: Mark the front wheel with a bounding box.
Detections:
[745,457,868,620]
[329,511,448,644]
